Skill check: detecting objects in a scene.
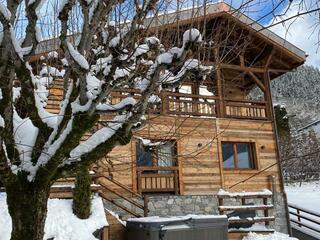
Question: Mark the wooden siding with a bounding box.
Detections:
[102,115,282,196]
[218,119,281,192]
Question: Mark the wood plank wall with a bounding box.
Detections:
[103,115,282,195]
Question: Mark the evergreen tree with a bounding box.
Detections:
[274,105,290,139]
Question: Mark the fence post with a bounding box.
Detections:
[297,208,302,227]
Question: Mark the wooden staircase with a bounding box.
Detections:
[218,189,275,239]
[46,78,65,114]
[92,165,149,219]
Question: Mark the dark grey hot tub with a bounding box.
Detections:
[126,215,228,240]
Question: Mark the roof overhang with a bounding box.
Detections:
[145,2,306,64]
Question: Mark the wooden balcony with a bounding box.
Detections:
[224,99,268,119]
[137,166,179,194]
[111,90,269,120]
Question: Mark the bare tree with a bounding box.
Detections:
[0,0,209,239]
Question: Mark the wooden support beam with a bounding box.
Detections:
[213,22,224,118]
[248,71,266,93]
[220,63,291,74]
[272,57,292,69]
[268,68,291,73]
[264,48,274,70]
[221,64,266,73]
[263,72,273,120]
[239,48,245,67]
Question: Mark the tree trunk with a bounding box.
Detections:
[5,180,50,240]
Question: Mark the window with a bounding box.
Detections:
[222,142,256,170]
[136,140,177,172]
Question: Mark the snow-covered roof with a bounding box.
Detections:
[34,2,306,63]
[145,2,306,61]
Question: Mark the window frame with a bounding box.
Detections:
[135,139,178,168]
[221,141,257,170]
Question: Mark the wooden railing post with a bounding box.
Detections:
[161,91,168,114]
[137,170,142,195]
[143,195,149,217]
[174,169,179,195]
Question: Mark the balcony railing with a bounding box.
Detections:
[224,99,268,119]
[137,166,179,194]
[110,90,269,120]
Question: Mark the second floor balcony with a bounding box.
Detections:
[110,89,270,120]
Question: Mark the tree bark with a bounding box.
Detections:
[5,179,50,240]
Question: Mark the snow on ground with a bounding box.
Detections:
[285,180,320,213]
[242,232,298,240]
[285,180,320,238]
[0,193,108,240]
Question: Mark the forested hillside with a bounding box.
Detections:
[272,65,320,129]
[252,65,320,129]
[266,65,320,182]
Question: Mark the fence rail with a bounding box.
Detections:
[288,203,320,234]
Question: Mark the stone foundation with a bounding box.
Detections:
[103,192,289,234]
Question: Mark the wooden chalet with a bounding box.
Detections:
[37,2,306,240]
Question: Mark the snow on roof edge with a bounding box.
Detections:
[33,2,306,62]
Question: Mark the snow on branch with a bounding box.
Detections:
[182,28,202,46]
[67,42,89,70]
[10,28,32,60]
[12,109,39,174]
[26,63,60,128]
[27,116,75,181]
[0,3,11,21]
[96,97,136,112]
[0,115,4,128]
[68,114,131,161]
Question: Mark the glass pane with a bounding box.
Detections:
[136,143,152,167]
[237,143,254,169]
[222,143,235,168]
[158,142,174,167]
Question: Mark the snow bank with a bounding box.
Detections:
[285,181,320,213]
[0,193,11,240]
[0,193,108,240]
[242,232,298,240]
[285,181,320,237]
